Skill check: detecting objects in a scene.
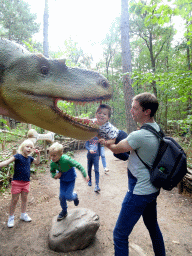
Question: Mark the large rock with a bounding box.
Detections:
[48,208,100,252]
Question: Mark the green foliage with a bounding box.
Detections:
[30,163,46,174]
[131,69,192,126]
[66,151,74,157]
[0,118,10,130]
[0,162,14,193]
[0,122,26,143]
[50,38,93,69]
[57,101,74,116]
[57,100,98,119]
[0,0,40,43]
[175,0,192,41]
[23,39,43,53]
[129,0,176,74]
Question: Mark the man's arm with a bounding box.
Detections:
[106,138,133,153]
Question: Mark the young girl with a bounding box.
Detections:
[85,136,100,192]
[0,139,40,228]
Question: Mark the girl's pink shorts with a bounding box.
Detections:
[11,180,30,194]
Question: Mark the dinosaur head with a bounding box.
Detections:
[0,39,112,140]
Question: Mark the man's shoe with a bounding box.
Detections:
[7,215,14,228]
[20,213,32,222]
[74,196,79,206]
[94,185,101,192]
[88,180,92,186]
[57,211,67,221]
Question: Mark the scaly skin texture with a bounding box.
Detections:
[0,39,112,140]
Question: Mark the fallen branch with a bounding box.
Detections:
[0,129,26,137]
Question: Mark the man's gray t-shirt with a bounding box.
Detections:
[127,122,160,195]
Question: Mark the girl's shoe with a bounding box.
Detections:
[7,215,14,228]
[88,180,92,186]
[104,168,109,173]
[20,213,32,222]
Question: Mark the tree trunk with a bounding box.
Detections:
[43,0,49,58]
[121,0,136,133]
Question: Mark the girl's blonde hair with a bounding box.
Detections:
[48,142,63,155]
[18,139,34,154]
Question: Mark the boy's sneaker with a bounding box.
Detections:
[57,210,67,221]
[94,185,101,192]
[7,215,14,228]
[104,168,109,173]
[20,213,32,222]
[88,180,92,186]
[74,196,79,206]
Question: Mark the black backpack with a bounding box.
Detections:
[136,124,187,191]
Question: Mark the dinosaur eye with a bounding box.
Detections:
[41,65,49,75]
[101,80,109,88]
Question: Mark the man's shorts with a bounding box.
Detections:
[11,180,30,194]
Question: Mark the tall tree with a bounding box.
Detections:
[0,0,39,43]
[43,0,49,57]
[129,0,175,96]
[101,18,121,79]
[121,0,136,133]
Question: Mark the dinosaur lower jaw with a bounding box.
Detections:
[54,98,102,130]
[18,90,109,131]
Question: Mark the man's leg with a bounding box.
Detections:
[113,192,159,255]
[142,198,166,256]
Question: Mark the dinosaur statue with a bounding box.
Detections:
[0,39,112,140]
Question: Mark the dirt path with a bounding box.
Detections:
[0,148,192,256]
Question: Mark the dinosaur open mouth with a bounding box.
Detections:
[54,98,100,130]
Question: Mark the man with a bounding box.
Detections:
[106,92,166,256]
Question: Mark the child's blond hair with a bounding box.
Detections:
[49,142,63,155]
[18,139,34,154]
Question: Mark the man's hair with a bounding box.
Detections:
[18,139,34,154]
[96,104,112,118]
[48,142,63,155]
[133,92,159,117]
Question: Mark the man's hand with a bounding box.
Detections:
[98,138,105,145]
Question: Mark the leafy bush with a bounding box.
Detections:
[0,162,14,193]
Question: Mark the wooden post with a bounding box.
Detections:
[2,140,5,151]
[12,148,17,155]
[178,181,183,194]
[44,141,47,159]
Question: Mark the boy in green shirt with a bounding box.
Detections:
[49,142,88,221]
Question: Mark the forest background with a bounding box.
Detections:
[0,0,192,166]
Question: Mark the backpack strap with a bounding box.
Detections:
[140,124,165,139]
[135,124,164,170]
[135,150,151,169]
